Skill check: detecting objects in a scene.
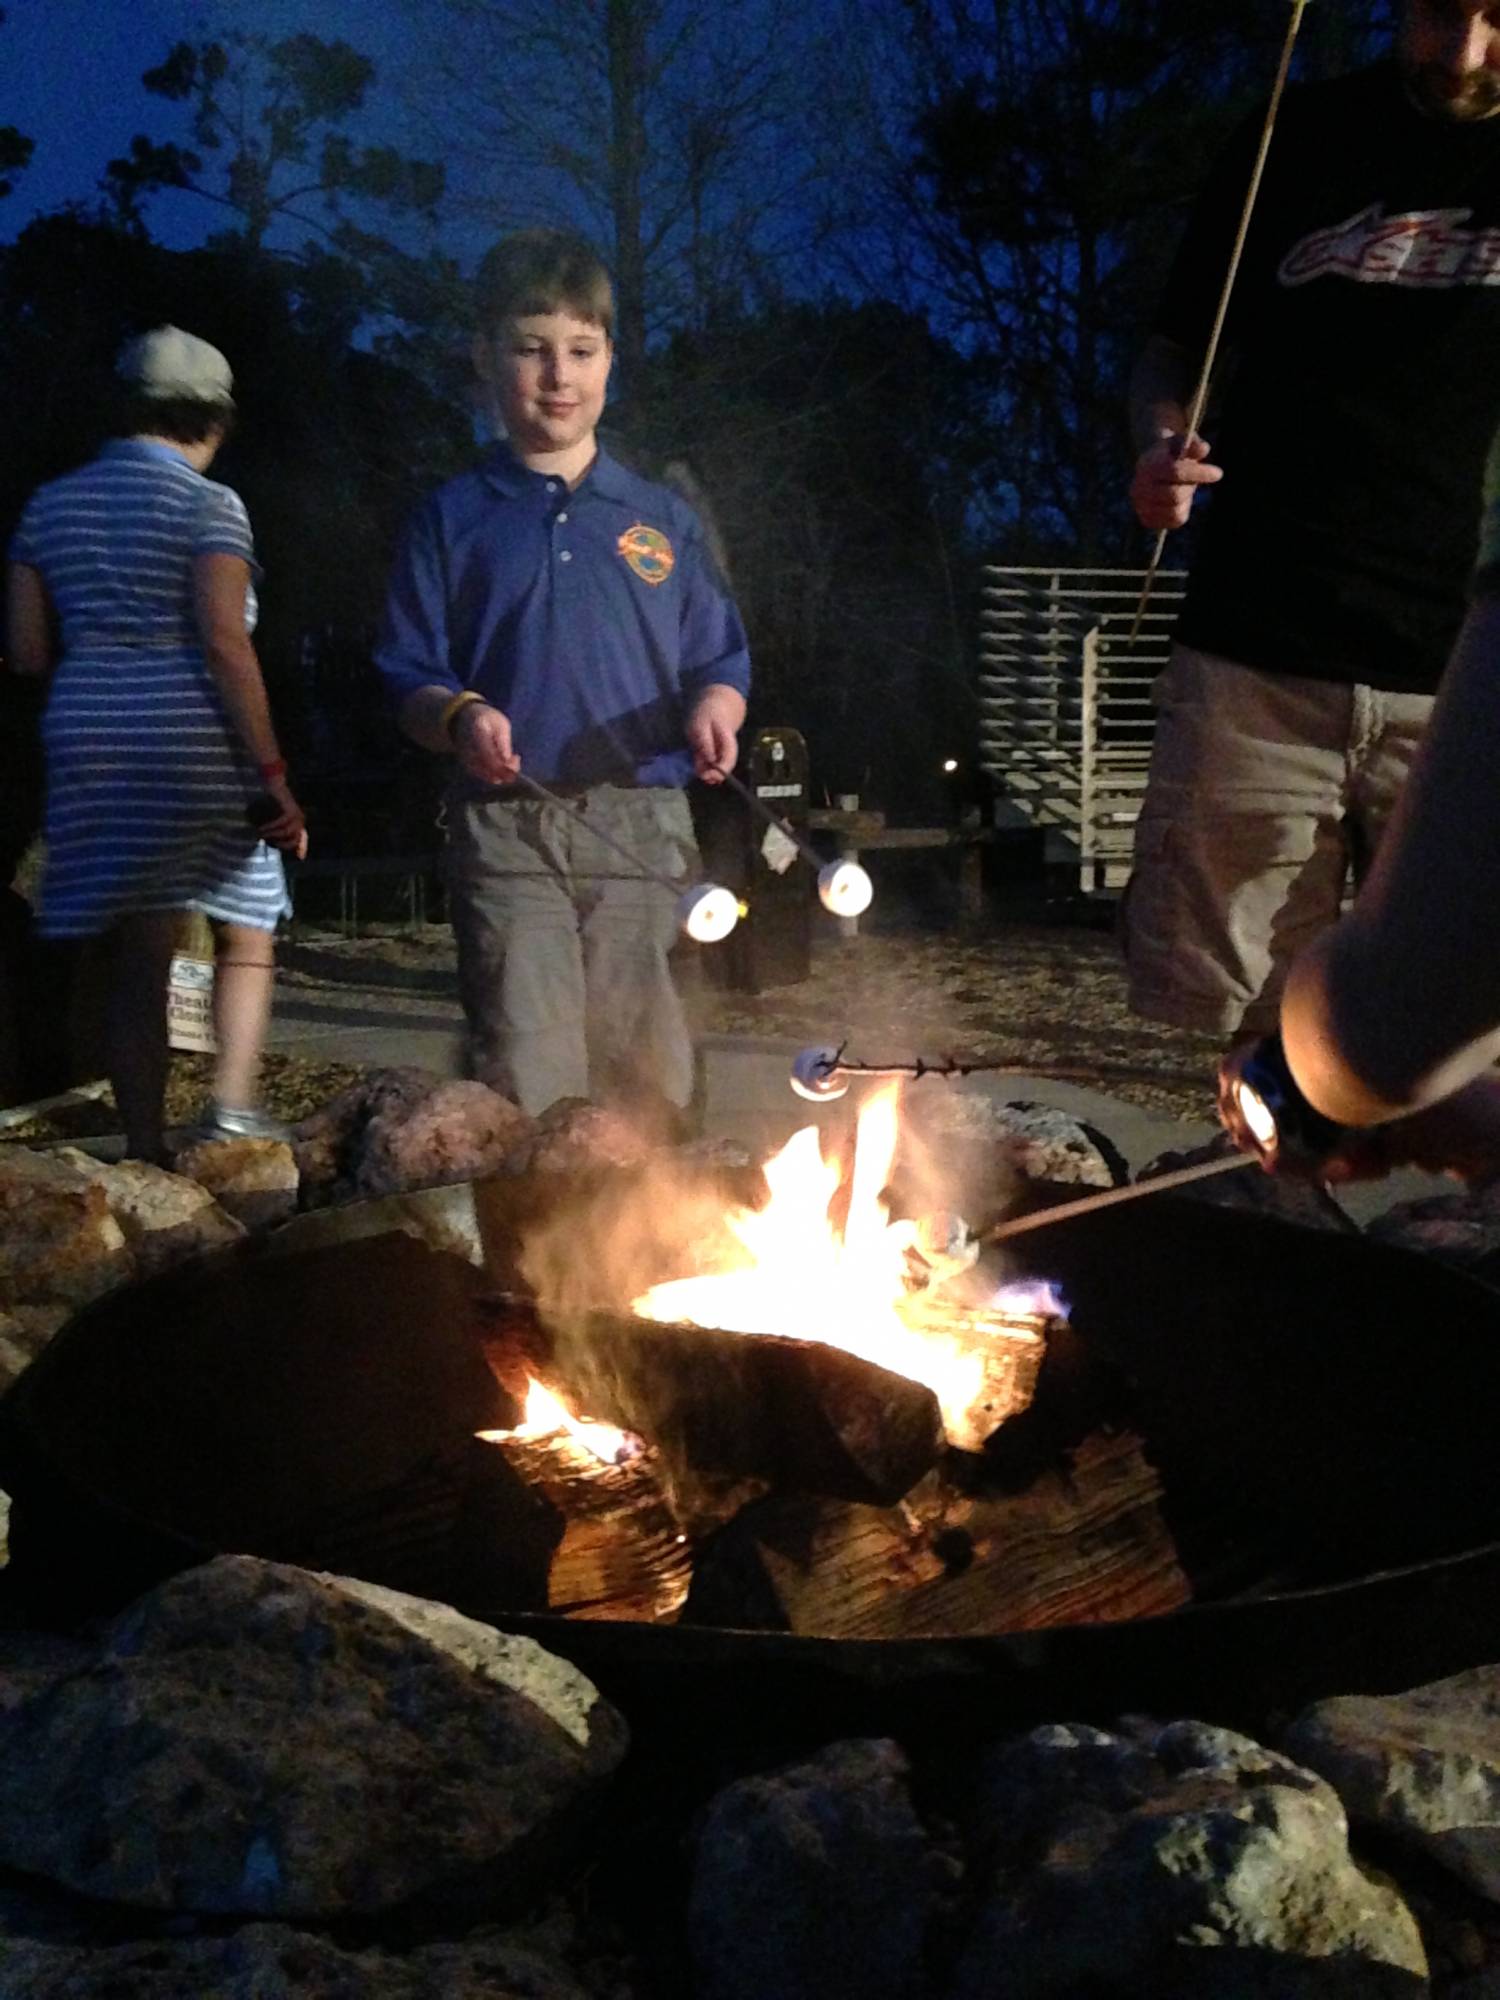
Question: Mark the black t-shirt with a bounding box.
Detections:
[1158,61,1500,693]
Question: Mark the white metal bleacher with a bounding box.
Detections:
[978,565,1187,893]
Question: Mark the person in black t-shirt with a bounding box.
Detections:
[1123,0,1500,1052]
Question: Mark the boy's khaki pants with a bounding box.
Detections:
[446,783,700,1115]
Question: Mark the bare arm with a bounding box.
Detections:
[1127,334,1223,533]
[1128,333,1195,455]
[1281,595,1500,1125]
[192,552,306,855]
[5,562,55,677]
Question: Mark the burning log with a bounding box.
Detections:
[484,1420,693,1623]
[481,1295,947,1507]
[683,1429,1190,1640]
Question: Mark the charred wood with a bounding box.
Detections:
[683,1430,1190,1640]
[479,1295,946,1506]
[484,1429,693,1623]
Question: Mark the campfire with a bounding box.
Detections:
[479,1086,1190,1640]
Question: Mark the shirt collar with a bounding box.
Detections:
[479,440,636,504]
[105,437,197,469]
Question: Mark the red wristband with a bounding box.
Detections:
[258,758,287,782]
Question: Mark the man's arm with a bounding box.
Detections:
[1128,333,1194,456]
[1127,334,1223,533]
[1280,595,1500,1126]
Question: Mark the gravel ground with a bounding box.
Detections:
[274,907,1223,1125]
[0,906,1224,1146]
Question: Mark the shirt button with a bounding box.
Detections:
[559,550,573,563]
[546,481,559,492]
[556,511,568,524]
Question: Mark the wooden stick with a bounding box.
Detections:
[1127,0,1311,648]
[983,1151,1257,1244]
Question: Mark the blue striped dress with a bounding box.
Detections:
[8,438,290,938]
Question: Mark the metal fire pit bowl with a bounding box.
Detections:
[5,1180,1500,1752]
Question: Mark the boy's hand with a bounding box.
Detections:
[1130,432,1222,534]
[686,685,745,783]
[453,700,521,785]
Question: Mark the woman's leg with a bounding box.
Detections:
[93,912,180,1161]
[208,918,276,1111]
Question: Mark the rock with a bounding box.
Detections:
[358,1080,535,1197]
[51,1149,245,1274]
[167,1138,298,1232]
[0,1556,628,1919]
[1136,1137,1357,1234]
[499,1102,652,1178]
[952,1718,1428,1998]
[0,1303,69,1392]
[1286,1667,1500,1902]
[895,1092,1128,1229]
[688,1738,946,2000]
[0,1148,131,1310]
[292,1067,447,1206]
[0,1923,598,1996]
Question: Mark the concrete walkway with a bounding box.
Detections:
[266,958,1448,1230]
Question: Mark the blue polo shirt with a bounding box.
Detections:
[375,444,751,790]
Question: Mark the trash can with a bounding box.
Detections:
[698,727,814,993]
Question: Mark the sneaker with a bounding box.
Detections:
[195,1102,293,1142]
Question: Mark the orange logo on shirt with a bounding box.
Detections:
[617,522,675,586]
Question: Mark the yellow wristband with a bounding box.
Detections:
[440,689,488,741]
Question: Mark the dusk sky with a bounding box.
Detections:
[4,0,432,248]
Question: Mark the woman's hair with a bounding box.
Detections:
[114,391,236,446]
[474,229,614,337]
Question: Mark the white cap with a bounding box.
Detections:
[117,325,234,403]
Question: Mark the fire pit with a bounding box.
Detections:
[6,1109,1500,1744]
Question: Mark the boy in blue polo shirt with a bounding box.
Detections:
[375,230,750,1121]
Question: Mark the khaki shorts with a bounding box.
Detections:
[445,783,701,1115]
[1123,646,1433,1037]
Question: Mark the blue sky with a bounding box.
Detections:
[2,0,427,248]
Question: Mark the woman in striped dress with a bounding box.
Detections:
[4,327,306,1162]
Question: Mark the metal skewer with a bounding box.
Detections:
[712,764,824,871]
[511,772,742,942]
[710,766,874,918]
[982,1151,1258,1244]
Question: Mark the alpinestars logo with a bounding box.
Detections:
[1279,205,1500,288]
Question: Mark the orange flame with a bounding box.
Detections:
[633,1085,994,1435]
[480,1377,635,1465]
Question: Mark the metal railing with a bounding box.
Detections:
[978,565,1187,893]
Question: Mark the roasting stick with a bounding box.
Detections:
[710,762,823,871]
[510,771,686,893]
[983,1151,1258,1244]
[1127,0,1311,648]
[708,763,874,918]
[508,771,742,941]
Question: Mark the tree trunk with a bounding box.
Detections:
[606,0,649,383]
